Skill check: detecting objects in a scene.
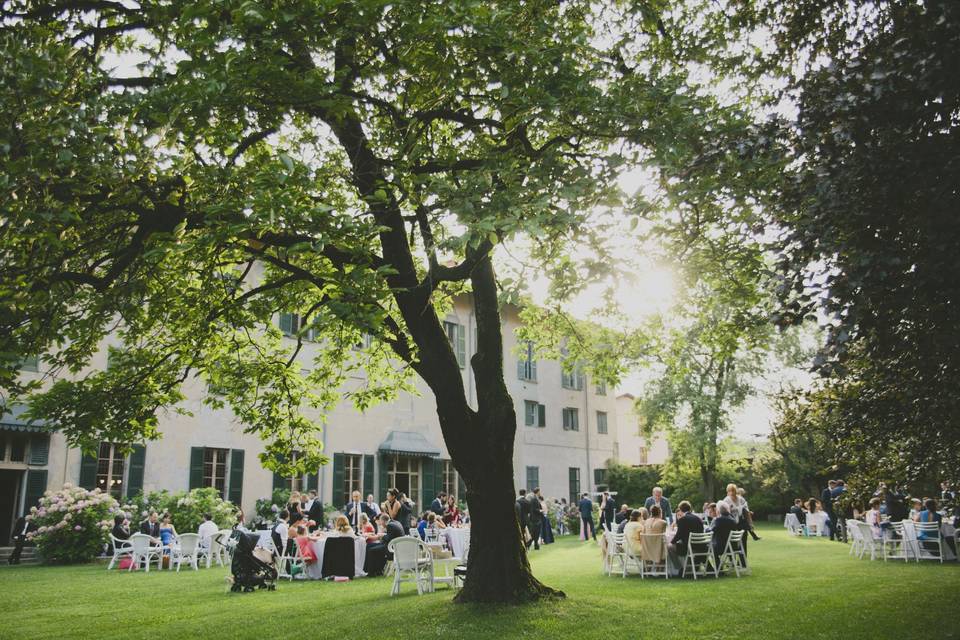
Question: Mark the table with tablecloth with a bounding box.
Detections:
[441,527,470,559]
[899,520,957,561]
[806,511,830,536]
[302,535,368,579]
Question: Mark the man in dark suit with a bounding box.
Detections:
[789,498,806,524]
[831,480,849,542]
[599,492,617,531]
[364,514,406,576]
[527,488,542,550]
[306,491,324,531]
[821,480,837,540]
[344,490,365,531]
[578,493,596,541]
[430,492,446,516]
[9,513,35,565]
[140,511,160,540]
[711,503,738,561]
[669,500,705,557]
[644,487,674,524]
[614,504,631,526]
[515,489,531,543]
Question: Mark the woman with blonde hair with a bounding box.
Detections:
[641,504,668,564]
[332,514,355,536]
[721,483,750,563]
[287,491,303,526]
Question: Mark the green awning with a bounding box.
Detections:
[378,430,441,457]
[0,404,50,433]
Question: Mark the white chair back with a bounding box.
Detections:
[129,533,153,554]
[914,522,944,562]
[177,533,200,555]
[390,536,428,571]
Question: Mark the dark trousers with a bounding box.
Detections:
[581,515,596,540]
[527,519,541,550]
[9,537,25,564]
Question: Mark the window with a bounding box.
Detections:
[526,466,539,491]
[339,453,362,506]
[595,381,607,395]
[443,321,466,368]
[442,460,459,498]
[352,333,374,351]
[278,312,318,341]
[594,468,608,489]
[596,411,608,434]
[517,341,538,382]
[203,447,229,497]
[568,467,581,505]
[562,407,579,431]
[96,443,126,498]
[18,355,39,372]
[523,400,546,428]
[9,437,26,462]
[561,365,584,390]
[387,456,420,504]
[639,447,649,465]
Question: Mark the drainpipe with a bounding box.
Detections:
[583,372,591,493]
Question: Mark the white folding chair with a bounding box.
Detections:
[638,534,669,579]
[387,536,434,595]
[882,522,910,562]
[603,531,627,577]
[276,538,305,580]
[128,533,163,572]
[203,531,229,568]
[717,530,746,577]
[845,519,862,557]
[409,527,420,538]
[855,521,882,560]
[107,534,133,570]
[784,513,802,536]
[682,532,718,579]
[172,533,201,571]
[453,532,470,590]
[915,522,945,563]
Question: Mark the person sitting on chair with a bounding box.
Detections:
[789,498,807,525]
[622,509,646,559]
[197,513,218,547]
[140,511,161,541]
[111,514,130,541]
[669,501,704,557]
[271,510,291,556]
[711,502,738,561]
[9,513,36,565]
[331,514,355,537]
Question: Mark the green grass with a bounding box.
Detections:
[1,523,958,640]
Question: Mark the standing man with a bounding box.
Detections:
[363,494,381,521]
[599,491,617,531]
[578,492,596,541]
[344,490,364,532]
[527,488,543,550]
[832,480,849,542]
[515,489,531,545]
[8,513,35,565]
[306,490,324,532]
[821,480,837,540]
[645,487,674,525]
[430,492,446,516]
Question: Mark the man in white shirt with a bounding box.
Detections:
[271,510,290,555]
[197,513,219,548]
[365,494,381,518]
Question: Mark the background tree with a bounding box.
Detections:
[0,0,731,602]
[746,0,960,487]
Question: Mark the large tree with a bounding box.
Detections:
[0,0,716,602]
[742,0,960,485]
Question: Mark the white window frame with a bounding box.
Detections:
[562,407,579,431]
[443,320,466,368]
[596,411,608,435]
[517,341,538,382]
[96,442,127,498]
[203,447,229,497]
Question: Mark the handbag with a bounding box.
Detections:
[118,557,134,570]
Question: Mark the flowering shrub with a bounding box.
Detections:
[26,484,119,564]
[123,488,237,532]
[252,489,291,529]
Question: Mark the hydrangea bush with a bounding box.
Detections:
[122,488,237,532]
[26,484,119,564]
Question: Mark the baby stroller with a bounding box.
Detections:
[229,530,277,592]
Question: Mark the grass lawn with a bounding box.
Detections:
[1,523,958,640]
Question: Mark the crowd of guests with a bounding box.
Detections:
[787,479,957,555]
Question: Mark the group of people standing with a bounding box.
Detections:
[516,488,553,550]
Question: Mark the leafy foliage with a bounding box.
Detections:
[26,484,119,564]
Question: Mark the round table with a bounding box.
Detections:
[441,527,469,559]
[302,535,368,579]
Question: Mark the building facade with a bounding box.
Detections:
[1,295,665,541]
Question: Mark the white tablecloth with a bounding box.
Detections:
[900,520,957,561]
[303,535,367,579]
[442,528,469,559]
[807,511,829,535]
[254,530,273,549]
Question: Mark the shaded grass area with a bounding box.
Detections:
[1,523,958,640]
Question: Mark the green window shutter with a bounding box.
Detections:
[126,444,146,497]
[362,454,374,497]
[279,312,295,335]
[228,449,244,505]
[517,358,525,380]
[272,452,287,490]
[78,450,98,490]
[189,447,205,490]
[28,434,49,466]
[422,457,436,507]
[531,358,538,381]
[24,470,48,512]
[434,459,444,499]
[378,454,388,504]
[331,452,344,507]
[538,403,546,428]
